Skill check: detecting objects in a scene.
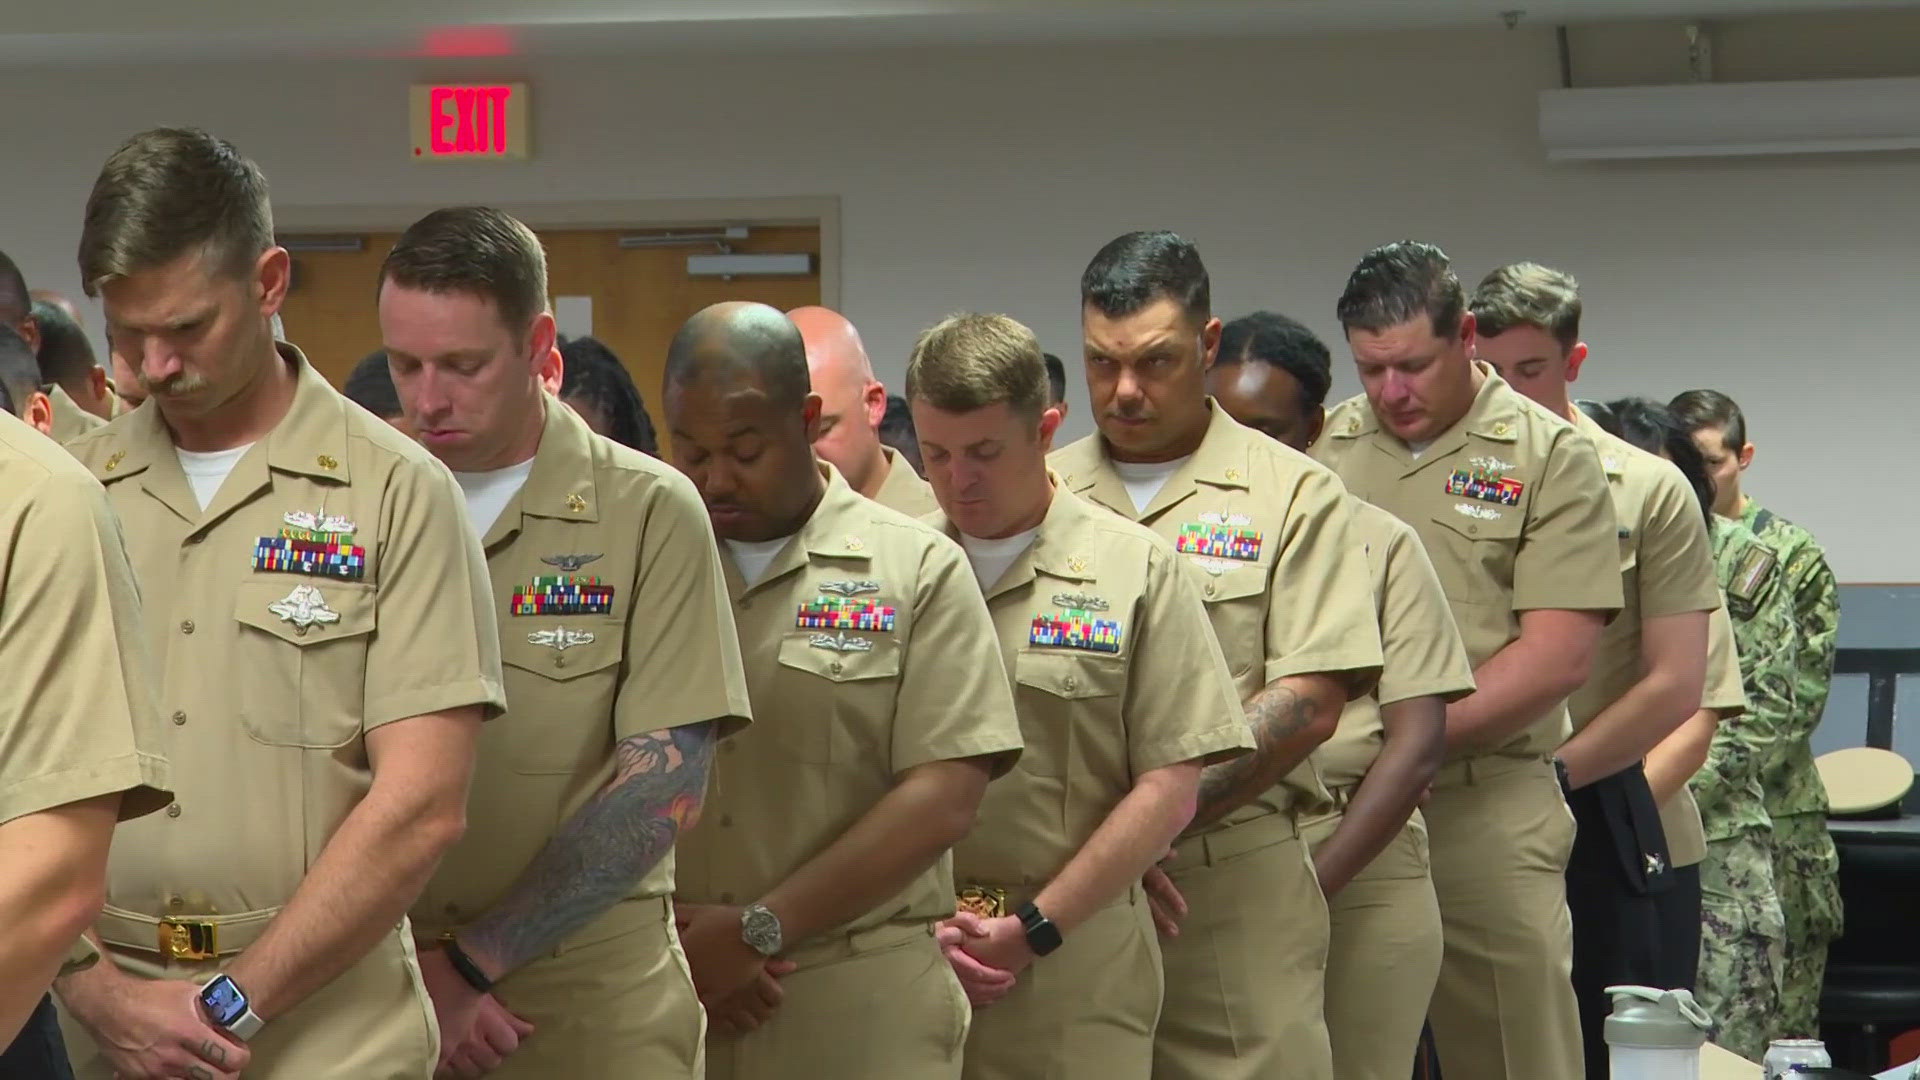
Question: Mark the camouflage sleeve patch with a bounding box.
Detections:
[1728,542,1777,612]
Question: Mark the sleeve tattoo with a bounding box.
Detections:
[461,720,718,974]
[1192,685,1316,827]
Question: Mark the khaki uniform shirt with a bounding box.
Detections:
[1314,498,1477,790]
[1561,413,1721,867]
[1314,364,1622,760]
[48,384,107,444]
[675,466,1024,941]
[1660,608,1748,867]
[0,410,170,828]
[934,483,1253,888]
[68,346,505,933]
[414,399,752,936]
[872,445,938,518]
[1051,403,1382,823]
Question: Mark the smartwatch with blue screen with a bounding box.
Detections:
[197,974,263,1040]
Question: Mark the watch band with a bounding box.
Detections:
[440,932,494,994]
[1552,755,1572,795]
[1014,901,1063,958]
[226,1004,265,1041]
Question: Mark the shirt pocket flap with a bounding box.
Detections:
[502,627,624,682]
[1014,650,1125,700]
[1428,505,1524,543]
[233,579,377,646]
[1194,562,1269,603]
[777,632,903,682]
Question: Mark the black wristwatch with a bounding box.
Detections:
[1552,755,1572,795]
[439,932,494,994]
[1014,901,1063,958]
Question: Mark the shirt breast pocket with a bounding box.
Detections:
[1012,650,1125,779]
[772,633,902,764]
[499,627,625,775]
[232,579,378,749]
[1425,509,1524,662]
[1190,562,1268,682]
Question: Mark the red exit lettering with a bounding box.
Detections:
[428,85,513,155]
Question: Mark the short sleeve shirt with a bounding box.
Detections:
[1313,498,1477,789]
[1566,410,1720,733]
[871,446,939,518]
[1661,608,1746,867]
[414,399,752,935]
[674,466,1024,942]
[1051,402,1382,821]
[0,411,170,827]
[934,483,1252,888]
[48,384,108,445]
[67,346,506,926]
[1692,518,1795,841]
[1314,364,1622,759]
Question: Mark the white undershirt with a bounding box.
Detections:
[1112,455,1190,514]
[1406,439,1434,461]
[452,459,536,541]
[958,527,1040,590]
[175,444,255,511]
[724,536,794,587]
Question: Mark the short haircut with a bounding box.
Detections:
[663,303,811,408]
[1336,240,1465,338]
[560,336,657,455]
[1081,231,1211,325]
[380,207,548,337]
[0,250,28,326]
[1471,263,1582,350]
[0,328,39,417]
[1042,352,1067,406]
[1216,311,1333,411]
[1611,397,1714,527]
[906,312,1049,421]
[342,349,401,419]
[879,394,921,472]
[1574,398,1620,437]
[1668,389,1748,452]
[31,299,97,387]
[79,128,274,297]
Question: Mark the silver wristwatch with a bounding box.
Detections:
[740,903,784,957]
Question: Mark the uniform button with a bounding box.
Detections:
[1467,524,1479,536]
[166,803,182,818]
[168,895,184,912]
[1204,583,1217,598]
[719,892,736,904]
[179,620,195,634]
[294,624,309,637]
[171,710,187,726]
[1064,676,1078,691]
[830,660,843,674]
[554,655,568,669]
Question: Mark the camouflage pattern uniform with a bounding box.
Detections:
[1691,517,1792,1061]
[1739,499,1843,1038]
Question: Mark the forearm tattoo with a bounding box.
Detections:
[1193,685,1317,827]
[462,720,717,974]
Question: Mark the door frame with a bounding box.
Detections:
[273,194,841,308]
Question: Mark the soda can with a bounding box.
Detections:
[1763,1039,1832,1078]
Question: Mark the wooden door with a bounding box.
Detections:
[277,223,823,410]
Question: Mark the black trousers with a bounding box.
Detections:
[1566,763,1676,1080]
[0,995,75,1080]
[1651,861,1702,991]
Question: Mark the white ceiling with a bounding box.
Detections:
[4,0,1916,64]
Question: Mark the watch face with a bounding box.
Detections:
[200,976,248,1027]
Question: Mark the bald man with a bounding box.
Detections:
[667,302,1022,1080]
[788,306,938,517]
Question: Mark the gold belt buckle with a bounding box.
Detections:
[158,919,218,961]
[956,886,1007,920]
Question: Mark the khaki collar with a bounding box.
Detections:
[94,343,353,528]
[1328,361,1521,475]
[729,462,873,598]
[484,396,601,549]
[1568,407,1626,478]
[928,474,1102,601]
[1064,400,1253,520]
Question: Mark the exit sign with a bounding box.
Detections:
[410,82,529,161]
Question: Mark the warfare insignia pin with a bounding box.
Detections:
[268,584,341,631]
[809,631,874,653]
[528,626,596,651]
[1468,455,1515,474]
[541,553,603,573]
[819,579,881,597]
[284,509,357,534]
[258,510,366,580]
[1199,511,1252,528]
[1454,503,1502,522]
[1051,592,1109,612]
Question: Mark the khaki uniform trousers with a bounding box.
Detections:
[1153,811,1332,1080]
[964,886,1161,1080]
[60,922,435,1079]
[1301,806,1443,1080]
[1425,754,1583,1080]
[707,921,968,1080]
[420,896,704,1079]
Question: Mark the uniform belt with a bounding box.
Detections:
[1433,752,1552,790]
[781,919,935,969]
[1324,783,1359,812]
[1164,809,1300,873]
[415,895,673,956]
[97,904,280,962]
